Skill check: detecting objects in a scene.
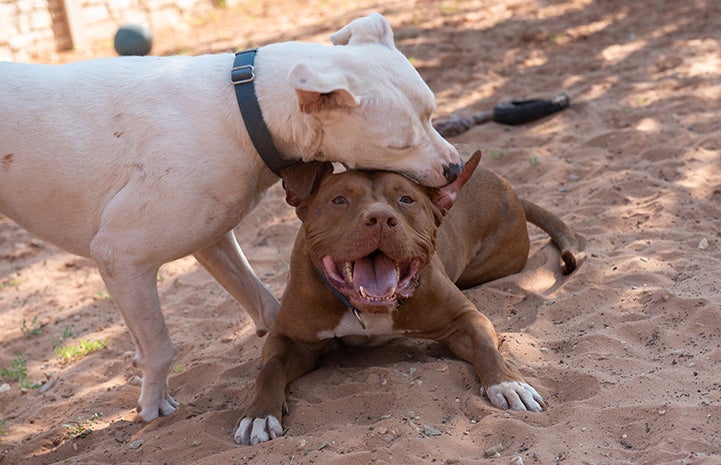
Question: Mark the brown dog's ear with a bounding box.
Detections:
[280,161,334,208]
[430,150,481,212]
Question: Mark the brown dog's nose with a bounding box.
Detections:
[443,161,464,183]
[363,206,398,228]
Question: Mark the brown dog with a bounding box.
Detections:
[234,151,578,444]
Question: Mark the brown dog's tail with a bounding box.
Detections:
[521,199,579,275]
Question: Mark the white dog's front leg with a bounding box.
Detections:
[92,243,178,421]
[193,231,279,336]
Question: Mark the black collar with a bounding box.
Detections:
[231,49,295,177]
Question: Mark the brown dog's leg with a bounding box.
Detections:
[442,308,546,412]
[234,333,324,445]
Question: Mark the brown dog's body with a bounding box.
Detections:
[234,153,578,444]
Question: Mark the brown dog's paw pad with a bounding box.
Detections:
[482,381,545,412]
[234,415,283,445]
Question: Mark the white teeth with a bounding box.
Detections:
[359,286,396,301]
[345,262,353,283]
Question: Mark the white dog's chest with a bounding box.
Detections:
[316,310,400,345]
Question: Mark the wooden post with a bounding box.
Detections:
[60,0,88,51]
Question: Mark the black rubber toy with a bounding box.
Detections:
[433,93,570,138]
[491,92,570,125]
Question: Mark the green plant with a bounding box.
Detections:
[96,288,111,300]
[490,149,505,159]
[1,353,41,390]
[55,339,108,361]
[21,316,43,337]
[0,420,7,436]
[63,413,103,439]
[51,327,75,349]
[529,155,541,166]
[0,277,21,291]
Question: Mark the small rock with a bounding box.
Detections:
[38,377,57,394]
[698,238,709,249]
[423,425,442,437]
[129,439,144,449]
[127,375,142,386]
[510,456,524,465]
[190,440,201,447]
[485,443,504,457]
[0,383,11,394]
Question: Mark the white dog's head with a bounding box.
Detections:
[288,13,462,187]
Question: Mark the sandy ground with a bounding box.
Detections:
[2,0,721,463]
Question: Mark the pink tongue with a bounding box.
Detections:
[353,254,398,297]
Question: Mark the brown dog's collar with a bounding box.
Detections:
[313,263,368,329]
[351,307,367,330]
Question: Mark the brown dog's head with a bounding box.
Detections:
[281,151,480,313]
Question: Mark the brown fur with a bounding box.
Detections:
[234,153,579,444]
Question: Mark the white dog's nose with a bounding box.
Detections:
[443,159,464,183]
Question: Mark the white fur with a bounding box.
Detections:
[234,415,283,445]
[0,13,460,423]
[316,310,397,344]
[482,381,545,412]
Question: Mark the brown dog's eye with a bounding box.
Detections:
[332,196,348,205]
[399,195,415,205]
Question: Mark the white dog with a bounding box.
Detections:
[0,13,460,422]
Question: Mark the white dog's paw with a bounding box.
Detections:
[137,392,179,422]
[481,381,546,412]
[234,415,284,445]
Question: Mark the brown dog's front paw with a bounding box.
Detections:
[482,381,546,412]
[234,415,284,445]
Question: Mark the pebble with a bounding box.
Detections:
[38,377,57,394]
[510,456,524,465]
[698,238,709,249]
[0,383,11,394]
[129,439,144,449]
[484,443,504,457]
[423,425,442,437]
[127,375,142,386]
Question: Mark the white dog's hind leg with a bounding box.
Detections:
[91,233,177,421]
[194,231,280,336]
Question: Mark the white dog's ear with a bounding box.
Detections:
[330,12,395,49]
[288,63,361,114]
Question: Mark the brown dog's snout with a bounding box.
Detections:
[363,205,398,228]
[443,160,464,183]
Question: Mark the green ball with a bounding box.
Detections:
[114,24,153,56]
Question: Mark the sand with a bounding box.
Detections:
[2,0,720,463]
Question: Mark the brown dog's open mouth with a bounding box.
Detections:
[319,250,422,312]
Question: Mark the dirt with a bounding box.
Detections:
[2,0,721,463]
